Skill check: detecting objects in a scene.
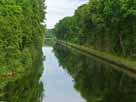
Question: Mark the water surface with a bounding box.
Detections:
[41,44,136,102]
[41,47,84,102]
[0,44,136,102]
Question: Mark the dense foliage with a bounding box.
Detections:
[54,44,136,102]
[54,0,136,58]
[0,0,45,80]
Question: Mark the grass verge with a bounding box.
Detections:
[58,40,136,73]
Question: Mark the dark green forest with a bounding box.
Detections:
[54,0,136,58]
[0,0,45,86]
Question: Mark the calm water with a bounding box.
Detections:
[0,52,43,102]
[41,47,84,102]
[0,44,136,102]
[41,44,136,102]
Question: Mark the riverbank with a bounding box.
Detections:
[57,40,136,74]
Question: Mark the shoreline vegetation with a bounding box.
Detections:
[58,40,136,74]
[53,0,136,77]
[0,0,45,89]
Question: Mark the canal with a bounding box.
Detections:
[41,43,136,102]
[0,43,136,102]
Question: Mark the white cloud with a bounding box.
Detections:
[46,0,89,29]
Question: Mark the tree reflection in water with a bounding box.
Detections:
[54,44,136,102]
[0,53,44,102]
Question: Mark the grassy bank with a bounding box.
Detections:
[58,40,136,73]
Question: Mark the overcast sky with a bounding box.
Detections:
[46,0,89,29]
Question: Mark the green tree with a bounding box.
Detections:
[54,0,136,58]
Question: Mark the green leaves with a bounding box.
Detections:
[0,0,45,77]
[54,0,136,58]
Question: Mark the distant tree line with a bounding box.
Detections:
[0,0,45,74]
[54,0,136,58]
[46,29,56,39]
